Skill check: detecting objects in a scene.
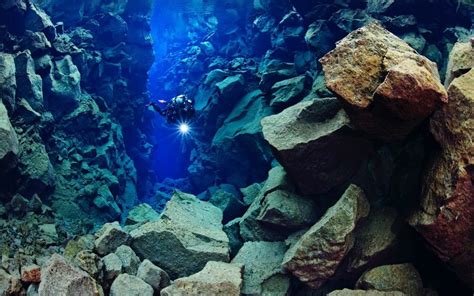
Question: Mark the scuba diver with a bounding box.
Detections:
[147,94,195,124]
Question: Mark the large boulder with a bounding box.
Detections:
[0,100,19,170]
[355,264,424,296]
[409,68,474,287]
[161,261,243,296]
[231,241,290,295]
[38,254,101,296]
[282,185,370,289]
[444,40,474,87]
[319,23,447,141]
[131,191,229,279]
[0,53,16,111]
[261,98,371,195]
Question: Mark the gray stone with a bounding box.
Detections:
[270,75,309,110]
[44,55,81,117]
[0,268,23,296]
[94,222,130,256]
[161,261,243,296]
[209,189,246,223]
[239,166,295,242]
[18,134,55,197]
[282,185,370,289]
[102,253,123,281]
[240,183,262,206]
[445,41,474,87]
[14,51,43,111]
[232,241,290,295]
[125,203,160,226]
[224,218,244,258]
[0,53,16,111]
[212,90,273,187]
[25,3,55,40]
[0,100,19,168]
[136,259,170,292]
[356,264,423,296]
[93,185,121,220]
[115,245,140,276]
[131,191,229,279]
[347,208,401,273]
[216,74,245,98]
[367,0,396,14]
[257,189,319,230]
[261,98,371,195]
[110,274,153,296]
[38,254,101,296]
[21,31,52,54]
[39,223,58,245]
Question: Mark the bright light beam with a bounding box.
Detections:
[178,123,190,135]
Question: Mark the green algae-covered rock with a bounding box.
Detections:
[282,184,370,289]
[130,191,229,279]
[231,241,290,295]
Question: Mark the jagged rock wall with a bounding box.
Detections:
[151,0,473,194]
[0,0,154,227]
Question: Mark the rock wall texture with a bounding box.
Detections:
[0,0,473,295]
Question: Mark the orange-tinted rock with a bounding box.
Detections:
[444,41,474,87]
[320,23,447,141]
[21,264,41,283]
[409,69,474,288]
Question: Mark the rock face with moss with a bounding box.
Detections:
[130,191,230,279]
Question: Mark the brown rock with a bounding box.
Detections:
[375,59,448,120]
[320,23,447,141]
[444,41,474,87]
[21,264,41,283]
[409,69,474,287]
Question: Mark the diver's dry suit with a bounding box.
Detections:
[148,94,195,124]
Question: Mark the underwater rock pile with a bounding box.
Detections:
[0,0,473,295]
